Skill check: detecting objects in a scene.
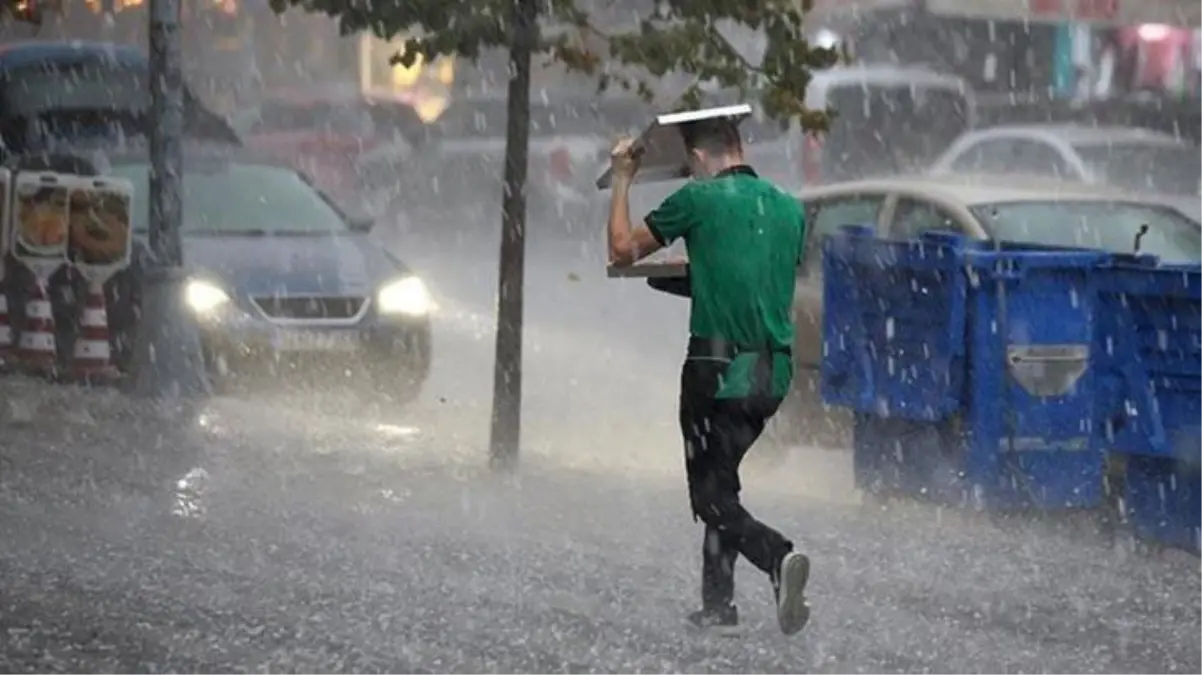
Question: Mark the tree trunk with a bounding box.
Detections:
[147,0,184,269]
[129,0,210,404]
[488,0,537,470]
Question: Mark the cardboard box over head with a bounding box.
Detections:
[598,105,752,282]
[67,175,135,279]
[594,104,753,190]
[11,171,70,279]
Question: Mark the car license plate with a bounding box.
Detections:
[273,329,359,352]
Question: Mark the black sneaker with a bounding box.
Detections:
[774,551,811,636]
[685,604,742,636]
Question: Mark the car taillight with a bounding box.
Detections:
[549,146,573,183]
[802,134,823,186]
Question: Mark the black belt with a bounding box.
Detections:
[687,336,791,361]
[687,336,790,398]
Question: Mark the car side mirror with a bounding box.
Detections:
[348,216,375,234]
[1133,223,1150,254]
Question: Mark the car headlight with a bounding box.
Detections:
[377,276,432,316]
[185,279,231,314]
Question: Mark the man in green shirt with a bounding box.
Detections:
[607,117,810,636]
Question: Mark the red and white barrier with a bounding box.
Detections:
[0,272,13,363]
[0,169,12,365]
[0,170,135,383]
[17,281,57,373]
[70,280,118,380]
[9,171,70,376]
[64,175,135,384]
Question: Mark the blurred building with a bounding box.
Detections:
[1,0,455,117]
[9,0,1197,123]
[803,0,1201,103]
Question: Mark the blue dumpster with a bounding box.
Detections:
[822,228,1111,511]
[1093,257,1201,552]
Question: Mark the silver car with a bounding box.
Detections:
[929,124,1202,220]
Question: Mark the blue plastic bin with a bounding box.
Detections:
[1093,257,1201,552]
[821,226,967,422]
[822,228,1111,510]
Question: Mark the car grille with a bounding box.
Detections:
[251,296,366,321]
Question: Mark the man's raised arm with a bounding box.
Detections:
[607,137,664,267]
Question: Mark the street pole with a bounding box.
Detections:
[128,0,210,404]
[487,0,536,471]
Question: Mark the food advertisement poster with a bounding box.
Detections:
[67,177,134,273]
[12,173,69,273]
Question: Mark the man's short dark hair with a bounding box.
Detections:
[679,117,743,156]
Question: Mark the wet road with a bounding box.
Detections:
[1,214,1199,673]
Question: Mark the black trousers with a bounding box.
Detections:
[679,356,794,610]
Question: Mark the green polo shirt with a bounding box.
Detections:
[645,166,805,399]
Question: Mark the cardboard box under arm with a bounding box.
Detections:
[606,259,689,278]
[605,242,689,279]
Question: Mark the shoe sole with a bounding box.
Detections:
[777,552,811,636]
[684,620,745,638]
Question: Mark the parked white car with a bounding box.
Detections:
[928,124,1202,220]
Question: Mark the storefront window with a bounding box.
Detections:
[1071,25,1202,99]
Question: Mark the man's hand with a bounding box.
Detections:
[610,136,642,183]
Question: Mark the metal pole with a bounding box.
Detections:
[128,0,209,403]
[487,0,536,471]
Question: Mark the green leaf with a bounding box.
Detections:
[271,0,840,131]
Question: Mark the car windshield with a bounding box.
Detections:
[970,200,1202,263]
[1075,142,1202,195]
[108,161,349,235]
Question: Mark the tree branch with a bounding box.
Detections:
[269,0,840,131]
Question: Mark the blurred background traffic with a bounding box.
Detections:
[2,0,1198,226]
[0,0,1198,440]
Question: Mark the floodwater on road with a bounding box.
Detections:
[0,211,1198,673]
